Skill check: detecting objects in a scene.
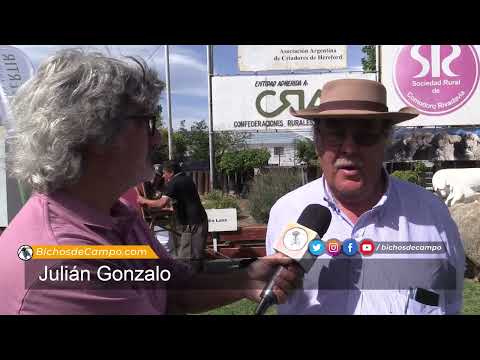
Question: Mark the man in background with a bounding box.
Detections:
[138,161,208,272]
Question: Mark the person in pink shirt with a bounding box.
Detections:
[0,49,301,315]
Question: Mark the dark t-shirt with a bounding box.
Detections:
[163,172,207,225]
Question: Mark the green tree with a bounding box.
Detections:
[173,119,250,163]
[218,148,270,175]
[295,138,317,165]
[171,120,189,161]
[361,45,377,72]
[218,148,270,194]
[218,151,242,175]
[155,106,164,129]
[188,120,210,161]
[240,148,270,171]
[151,108,168,163]
[214,131,251,161]
[151,127,169,163]
[172,133,188,161]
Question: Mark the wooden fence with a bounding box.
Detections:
[185,170,210,195]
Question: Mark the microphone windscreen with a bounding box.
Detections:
[297,204,332,238]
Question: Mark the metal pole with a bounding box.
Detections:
[207,45,215,191]
[165,45,173,160]
[376,45,382,83]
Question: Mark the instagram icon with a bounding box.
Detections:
[326,239,341,257]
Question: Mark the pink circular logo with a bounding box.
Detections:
[393,45,479,116]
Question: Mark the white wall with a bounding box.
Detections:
[249,143,298,167]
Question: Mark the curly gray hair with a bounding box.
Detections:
[7,48,164,194]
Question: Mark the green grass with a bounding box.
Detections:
[462,279,480,315]
[200,280,480,315]
[202,299,276,315]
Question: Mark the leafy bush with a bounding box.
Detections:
[203,190,240,213]
[248,169,303,224]
[391,170,421,185]
[413,161,428,173]
[391,161,429,186]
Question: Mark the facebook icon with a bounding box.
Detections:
[342,239,358,256]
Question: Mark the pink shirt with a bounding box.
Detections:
[120,187,140,211]
[0,191,192,315]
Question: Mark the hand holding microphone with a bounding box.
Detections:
[252,204,332,315]
[243,252,304,306]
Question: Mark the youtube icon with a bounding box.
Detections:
[359,239,375,256]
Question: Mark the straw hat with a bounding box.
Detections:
[289,78,419,124]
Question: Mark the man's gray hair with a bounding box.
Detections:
[7,48,164,194]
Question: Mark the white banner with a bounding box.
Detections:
[0,125,6,226]
[238,45,347,72]
[206,208,238,232]
[212,72,376,131]
[381,45,480,127]
[0,45,35,227]
[0,46,35,98]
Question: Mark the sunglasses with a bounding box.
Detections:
[130,105,162,137]
[316,126,388,147]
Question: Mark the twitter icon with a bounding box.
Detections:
[308,239,325,256]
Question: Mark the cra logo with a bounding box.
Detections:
[255,89,322,118]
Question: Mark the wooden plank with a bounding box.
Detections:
[207,225,267,243]
[206,247,266,259]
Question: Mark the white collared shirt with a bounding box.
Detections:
[266,173,465,315]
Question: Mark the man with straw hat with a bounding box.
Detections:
[266,79,465,314]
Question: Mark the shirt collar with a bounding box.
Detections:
[44,190,138,231]
[322,167,392,214]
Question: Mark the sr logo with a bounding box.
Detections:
[393,45,479,116]
[255,89,322,118]
[410,45,460,78]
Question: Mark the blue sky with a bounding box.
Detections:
[13,45,366,130]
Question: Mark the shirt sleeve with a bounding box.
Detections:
[440,208,465,314]
[266,201,283,256]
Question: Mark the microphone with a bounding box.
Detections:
[254,204,332,315]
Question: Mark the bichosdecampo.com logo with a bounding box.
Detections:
[17,245,159,261]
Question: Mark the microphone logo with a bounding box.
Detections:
[283,227,309,251]
[292,231,300,245]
